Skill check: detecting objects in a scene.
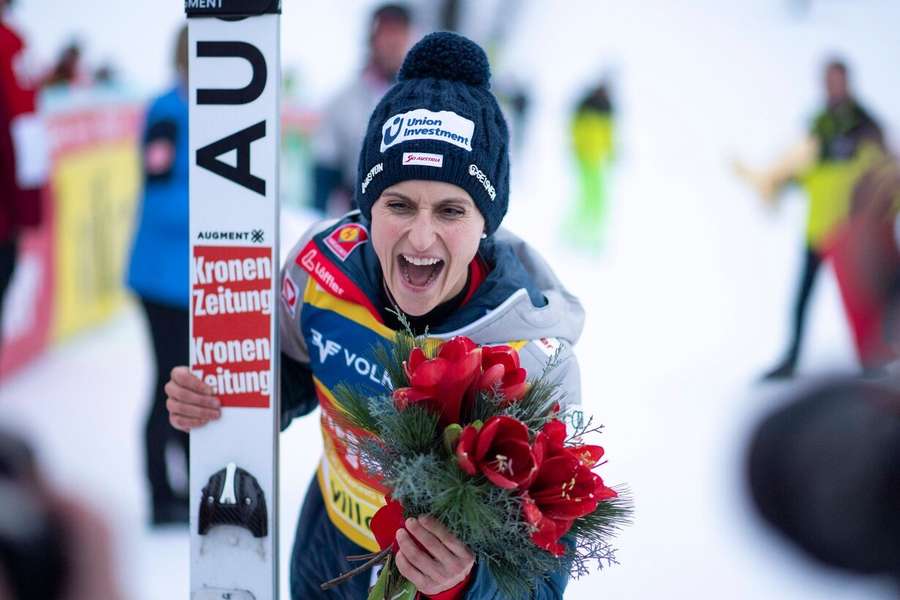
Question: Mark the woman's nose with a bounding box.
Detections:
[407,211,437,251]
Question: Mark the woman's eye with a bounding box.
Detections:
[387,202,412,212]
[441,206,465,218]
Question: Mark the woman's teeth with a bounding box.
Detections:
[402,254,441,266]
[399,254,444,287]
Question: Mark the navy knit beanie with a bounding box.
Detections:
[355,32,510,236]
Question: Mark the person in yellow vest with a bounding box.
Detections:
[735,58,883,379]
[568,82,614,249]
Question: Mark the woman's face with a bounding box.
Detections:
[371,180,485,317]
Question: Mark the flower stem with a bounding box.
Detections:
[320,546,393,591]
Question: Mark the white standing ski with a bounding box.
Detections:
[187,2,281,599]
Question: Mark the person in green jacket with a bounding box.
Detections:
[735,58,883,379]
[568,82,614,249]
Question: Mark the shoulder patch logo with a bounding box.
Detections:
[281,272,298,317]
[324,223,369,261]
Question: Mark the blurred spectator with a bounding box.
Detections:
[125,24,190,527]
[568,80,615,249]
[0,0,47,359]
[92,63,117,87]
[310,3,412,214]
[44,40,83,88]
[0,429,125,600]
[735,58,884,379]
[827,152,899,373]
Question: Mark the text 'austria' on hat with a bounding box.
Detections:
[355,31,510,236]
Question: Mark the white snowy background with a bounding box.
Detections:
[2,0,900,598]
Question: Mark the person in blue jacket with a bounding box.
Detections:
[166,33,585,598]
[126,25,190,526]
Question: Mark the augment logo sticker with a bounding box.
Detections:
[380,108,474,153]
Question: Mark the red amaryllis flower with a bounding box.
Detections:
[523,420,618,555]
[456,416,541,489]
[391,337,482,427]
[476,345,529,406]
[530,452,616,520]
[537,419,605,467]
[522,495,572,557]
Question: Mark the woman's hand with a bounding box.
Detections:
[165,366,221,432]
[395,515,475,596]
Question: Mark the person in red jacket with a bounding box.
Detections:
[0,0,47,349]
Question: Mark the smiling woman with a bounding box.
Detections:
[372,180,485,318]
[164,31,586,600]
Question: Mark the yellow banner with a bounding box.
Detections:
[52,141,140,340]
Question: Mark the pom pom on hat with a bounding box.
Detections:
[398,32,491,89]
[356,32,510,235]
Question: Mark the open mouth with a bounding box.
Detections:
[398,254,445,288]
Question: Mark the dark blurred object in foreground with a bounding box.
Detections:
[0,429,124,600]
[747,378,900,581]
[0,430,67,600]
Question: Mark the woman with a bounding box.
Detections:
[166,32,585,599]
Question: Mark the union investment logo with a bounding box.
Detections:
[251,230,264,243]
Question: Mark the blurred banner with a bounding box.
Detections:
[48,101,142,340]
[0,92,318,380]
[1,91,142,378]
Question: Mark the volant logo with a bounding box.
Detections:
[310,328,341,364]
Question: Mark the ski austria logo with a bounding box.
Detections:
[402,152,443,168]
[360,162,383,195]
[468,164,496,201]
[324,223,369,261]
[281,273,298,317]
[380,109,475,152]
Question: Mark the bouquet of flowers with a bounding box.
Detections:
[320,329,631,599]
